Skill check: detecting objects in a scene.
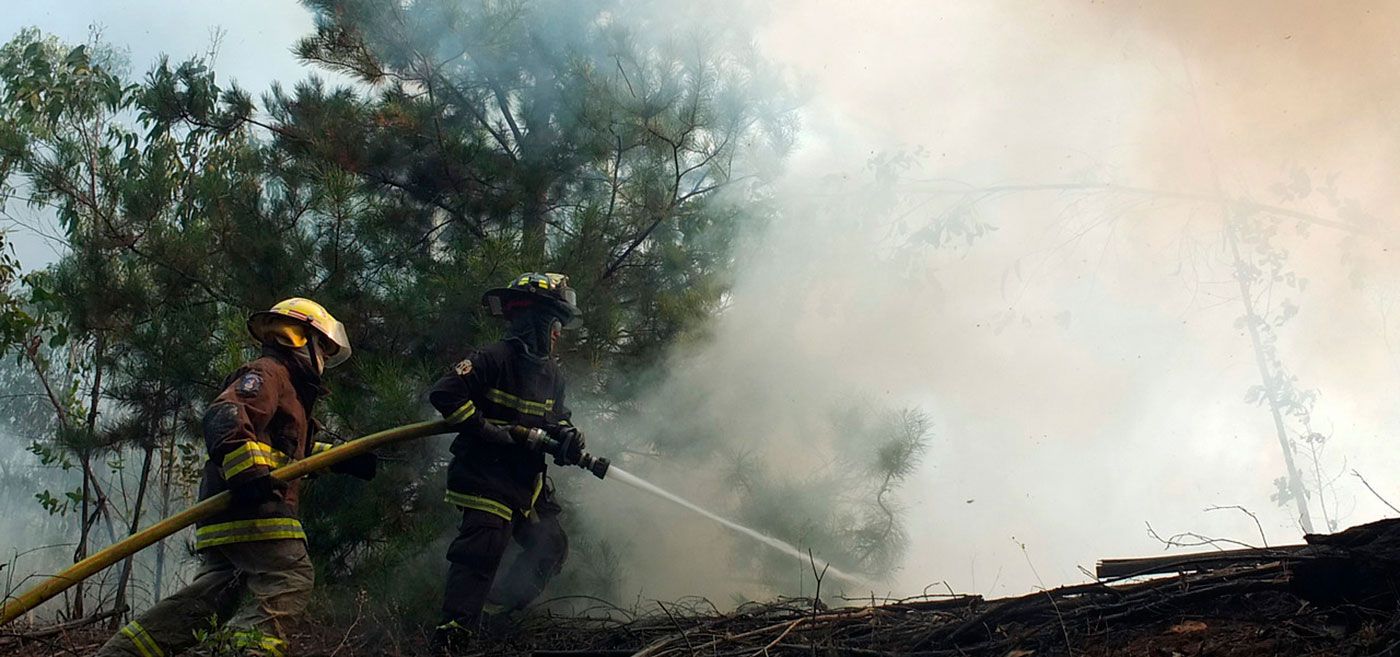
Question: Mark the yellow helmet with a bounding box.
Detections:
[247,298,352,369]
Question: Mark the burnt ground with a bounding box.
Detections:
[7,519,1400,656]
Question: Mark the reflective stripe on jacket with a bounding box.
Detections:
[194,352,321,550]
[428,340,572,515]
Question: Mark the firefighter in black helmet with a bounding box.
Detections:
[428,273,586,649]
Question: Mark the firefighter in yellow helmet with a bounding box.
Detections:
[97,298,375,657]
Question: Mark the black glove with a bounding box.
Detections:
[229,474,283,505]
[330,452,378,481]
[548,425,585,466]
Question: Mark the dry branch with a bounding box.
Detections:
[12,521,1400,657]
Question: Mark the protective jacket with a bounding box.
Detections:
[428,340,572,519]
[194,350,327,550]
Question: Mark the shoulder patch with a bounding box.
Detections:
[454,359,473,377]
[235,372,264,397]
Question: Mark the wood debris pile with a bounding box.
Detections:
[8,519,1400,656]
[499,518,1400,656]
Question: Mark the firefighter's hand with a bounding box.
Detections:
[548,425,585,466]
[230,474,283,505]
[330,452,378,481]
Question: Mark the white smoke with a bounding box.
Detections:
[562,0,1400,603]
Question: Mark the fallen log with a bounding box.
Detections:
[1096,544,1312,579]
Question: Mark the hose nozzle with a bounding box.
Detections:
[535,432,610,479]
[578,454,610,479]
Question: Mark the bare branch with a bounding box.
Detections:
[1353,470,1400,516]
[1205,505,1270,548]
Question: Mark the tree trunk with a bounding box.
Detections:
[521,185,549,266]
[110,443,155,628]
[152,434,174,602]
[73,332,106,618]
[1227,221,1315,534]
[73,455,90,619]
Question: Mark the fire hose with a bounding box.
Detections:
[0,418,612,626]
[0,419,453,625]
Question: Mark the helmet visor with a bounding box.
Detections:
[556,287,581,329]
[315,319,352,369]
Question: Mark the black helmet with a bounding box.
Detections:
[481,272,581,328]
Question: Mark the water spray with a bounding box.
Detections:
[545,436,870,589]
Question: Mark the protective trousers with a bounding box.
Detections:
[96,539,314,657]
[441,490,567,627]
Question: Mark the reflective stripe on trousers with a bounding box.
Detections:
[94,540,313,657]
[118,621,165,657]
[445,490,514,521]
[521,475,544,519]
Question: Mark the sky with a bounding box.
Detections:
[5,0,1400,604]
[0,1,318,266]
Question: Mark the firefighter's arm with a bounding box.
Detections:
[427,353,515,447]
[202,367,285,501]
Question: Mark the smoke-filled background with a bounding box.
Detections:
[4,0,1400,615]
[569,0,1400,600]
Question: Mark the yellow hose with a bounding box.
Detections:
[0,419,451,626]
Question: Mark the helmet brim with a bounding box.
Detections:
[248,311,353,369]
[481,287,582,328]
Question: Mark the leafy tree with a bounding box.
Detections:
[0,30,151,617]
